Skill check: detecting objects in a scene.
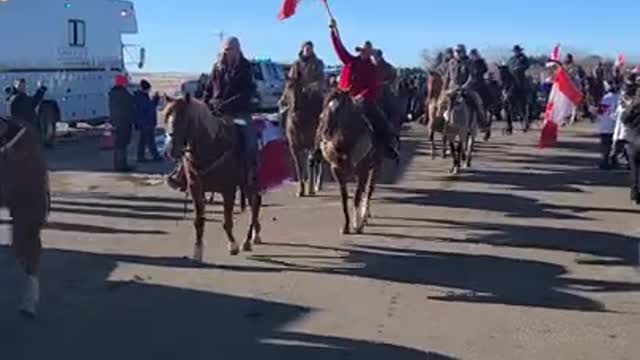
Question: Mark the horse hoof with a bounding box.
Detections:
[296,191,305,198]
[252,233,263,245]
[354,225,364,234]
[241,241,253,252]
[341,227,351,235]
[193,244,204,262]
[20,276,39,317]
[228,242,240,256]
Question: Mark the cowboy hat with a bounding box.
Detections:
[454,44,466,53]
[512,45,524,52]
[355,41,374,53]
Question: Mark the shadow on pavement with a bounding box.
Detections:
[0,246,453,360]
[250,242,640,312]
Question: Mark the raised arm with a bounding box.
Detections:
[330,21,353,65]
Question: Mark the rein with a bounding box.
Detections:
[0,127,27,154]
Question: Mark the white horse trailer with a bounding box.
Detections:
[0,0,144,146]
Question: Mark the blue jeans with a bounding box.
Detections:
[235,113,258,167]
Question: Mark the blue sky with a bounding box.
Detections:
[129,0,639,73]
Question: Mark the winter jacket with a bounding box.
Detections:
[109,85,136,148]
[134,91,159,130]
[204,56,256,116]
[288,54,325,90]
[330,29,379,101]
[444,56,473,91]
[8,86,47,127]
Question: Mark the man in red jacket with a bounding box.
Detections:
[327,19,399,160]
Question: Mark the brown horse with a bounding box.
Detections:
[0,116,49,316]
[318,91,383,234]
[164,95,262,260]
[424,70,447,159]
[283,77,324,197]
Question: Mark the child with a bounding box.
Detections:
[596,83,619,169]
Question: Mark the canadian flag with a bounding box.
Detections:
[549,44,561,62]
[539,66,584,148]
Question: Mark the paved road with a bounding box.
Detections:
[1,123,639,359]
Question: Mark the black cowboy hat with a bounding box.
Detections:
[513,45,524,52]
[355,41,375,53]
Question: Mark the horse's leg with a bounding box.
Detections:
[239,186,247,213]
[290,146,306,197]
[465,133,475,168]
[208,193,215,204]
[191,184,206,262]
[332,167,351,235]
[306,150,317,196]
[441,133,448,159]
[353,168,368,234]
[12,219,42,316]
[429,129,436,160]
[242,188,263,251]
[252,195,263,245]
[448,140,457,174]
[364,161,381,222]
[222,190,239,255]
[313,158,324,193]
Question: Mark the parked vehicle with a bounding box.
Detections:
[0,0,144,146]
[180,59,286,111]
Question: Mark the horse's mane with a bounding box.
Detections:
[622,98,640,130]
[164,97,221,140]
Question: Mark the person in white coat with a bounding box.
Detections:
[611,75,637,168]
[596,84,619,169]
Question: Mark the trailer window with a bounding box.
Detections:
[68,19,86,47]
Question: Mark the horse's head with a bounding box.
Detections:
[163,93,209,160]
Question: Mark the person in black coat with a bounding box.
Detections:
[134,79,161,162]
[109,75,136,172]
[7,79,47,133]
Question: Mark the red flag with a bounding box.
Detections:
[278,0,301,20]
[615,54,625,68]
[539,66,583,148]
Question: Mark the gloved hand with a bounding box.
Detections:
[329,18,337,29]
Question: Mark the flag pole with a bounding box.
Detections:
[321,0,335,20]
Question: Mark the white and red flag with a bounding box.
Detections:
[278,0,330,20]
[252,115,292,193]
[539,65,584,148]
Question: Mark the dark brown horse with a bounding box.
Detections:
[424,71,447,159]
[164,95,262,260]
[283,76,324,197]
[0,116,49,316]
[318,91,383,234]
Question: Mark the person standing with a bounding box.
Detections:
[8,79,47,133]
[109,75,136,172]
[595,84,619,169]
[134,79,162,162]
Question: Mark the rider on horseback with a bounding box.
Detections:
[322,18,399,161]
[507,45,530,92]
[442,44,488,131]
[279,42,326,109]
[168,36,257,192]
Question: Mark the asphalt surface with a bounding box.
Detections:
[1,122,639,360]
